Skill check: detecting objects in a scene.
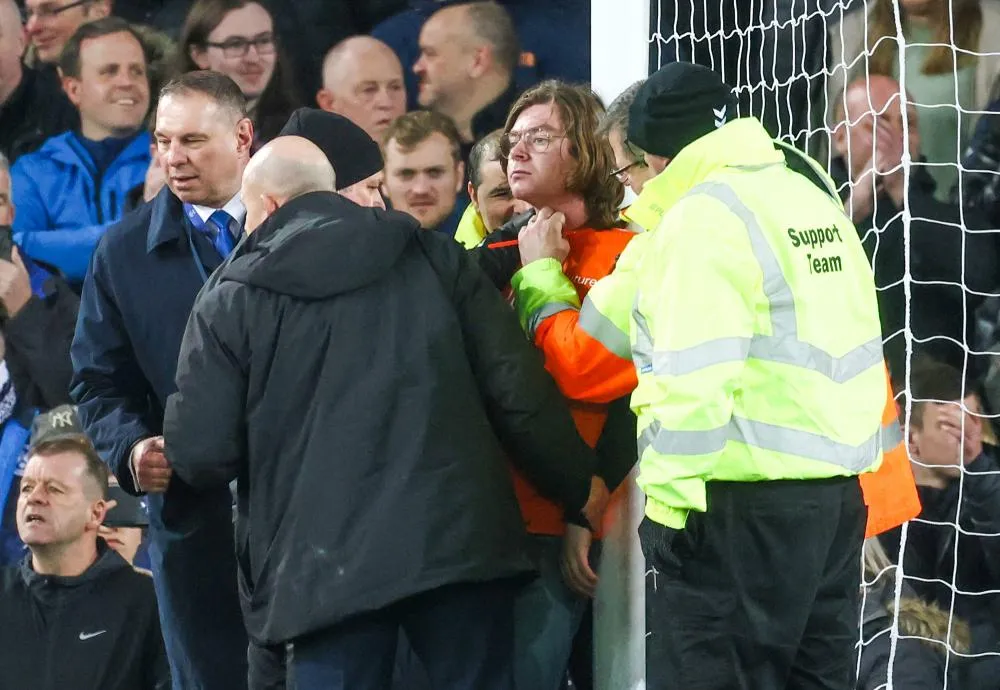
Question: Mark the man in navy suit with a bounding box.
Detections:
[71,70,254,690]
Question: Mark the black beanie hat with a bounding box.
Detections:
[628,62,738,159]
[278,108,384,191]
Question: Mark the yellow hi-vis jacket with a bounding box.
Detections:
[629,118,885,530]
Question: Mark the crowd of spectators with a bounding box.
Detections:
[0,0,998,688]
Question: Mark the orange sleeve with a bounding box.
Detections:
[533,309,638,404]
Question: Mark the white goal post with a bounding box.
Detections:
[590,1,1000,689]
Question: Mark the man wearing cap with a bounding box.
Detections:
[0,404,169,689]
[279,107,387,209]
[515,62,888,688]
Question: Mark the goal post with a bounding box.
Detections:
[591,1,1000,688]
[589,4,649,690]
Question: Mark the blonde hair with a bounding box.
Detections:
[866,0,981,77]
[862,538,971,654]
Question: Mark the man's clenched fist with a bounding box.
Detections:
[131,436,171,493]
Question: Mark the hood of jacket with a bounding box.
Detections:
[623,117,784,232]
[861,577,970,654]
[220,191,420,300]
[30,130,151,175]
[20,541,131,602]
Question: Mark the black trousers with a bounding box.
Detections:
[290,579,520,690]
[639,476,866,690]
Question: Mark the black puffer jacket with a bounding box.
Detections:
[164,192,598,644]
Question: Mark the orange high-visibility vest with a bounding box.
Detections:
[860,369,921,538]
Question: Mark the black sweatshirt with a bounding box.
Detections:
[0,543,169,690]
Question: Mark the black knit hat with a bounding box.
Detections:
[278,108,384,191]
[628,62,738,159]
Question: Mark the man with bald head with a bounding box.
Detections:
[832,74,998,380]
[414,1,520,150]
[240,136,336,232]
[316,36,406,143]
[164,129,611,687]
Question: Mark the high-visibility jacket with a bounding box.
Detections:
[629,117,886,529]
[509,225,637,536]
[510,120,919,536]
[454,203,488,249]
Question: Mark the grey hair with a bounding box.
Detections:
[465,1,519,75]
[0,152,10,175]
[597,79,648,160]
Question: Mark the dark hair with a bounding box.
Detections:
[29,438,109,500]
[176,0,299,141]
[904,357,970,428]
[383,110,463,164]
[58,16,148,79]
[160,69,248,120]
[502,80,623,228]
[464,1,519,75]
[468,129,504,190]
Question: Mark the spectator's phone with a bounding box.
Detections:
[0,226,13,262]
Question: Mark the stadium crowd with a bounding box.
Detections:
[0,0,998,689]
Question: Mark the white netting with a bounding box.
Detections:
[643,1,1000,688]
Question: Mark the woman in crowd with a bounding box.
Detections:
[176,0,300,146]
[828,0,1000,201]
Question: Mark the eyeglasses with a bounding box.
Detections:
[610,159,647,183]
[24,0,90,21]
[499,127,565,158]
[204,33,275,59]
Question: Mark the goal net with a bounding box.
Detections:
[590,1,1000,688]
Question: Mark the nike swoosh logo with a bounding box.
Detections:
[78,630,107,640]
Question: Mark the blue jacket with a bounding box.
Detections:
[372,0,588,110]
[70,185,227,502]
[11,131,151,283]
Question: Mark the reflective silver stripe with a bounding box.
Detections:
[688,181,797,338]
[640,336,751,376]
[881,418,904,450]
[634,181,881,383]
[638,333,882,383]
[632,307,655,373]
[526,302,577,339]
[638,416,881,473]
[634,179,882,473]
[578,297,632,359]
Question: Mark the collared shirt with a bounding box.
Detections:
[191,194,247,238]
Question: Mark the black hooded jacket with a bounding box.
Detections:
[0,543,168,690]
[163,192,598,644]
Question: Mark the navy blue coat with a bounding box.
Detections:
[69,186,226,499]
